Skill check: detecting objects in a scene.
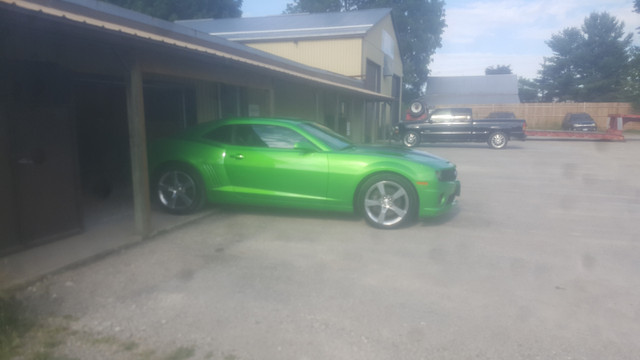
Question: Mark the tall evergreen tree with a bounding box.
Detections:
[103,0,242,21]
[286,0,446,101]
[538,12,633,102]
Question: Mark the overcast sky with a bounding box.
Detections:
[241,0,640,79]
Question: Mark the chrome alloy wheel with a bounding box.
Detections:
[364,180,410,227]
[489,132,507,149]
[403,131,420,147]
[157,170,197,211]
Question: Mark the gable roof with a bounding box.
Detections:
[176,8,392,42]
[1,0,391,101]
[423,74,520,105]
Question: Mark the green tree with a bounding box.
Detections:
[625,46,640,110]
[635,0,640,33]
[286,0,446,101]
[485,65,512,75]
[103,0,242,21]
[518,77,540,103]
[539,12,633,102]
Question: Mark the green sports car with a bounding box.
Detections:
[148,118,460,229]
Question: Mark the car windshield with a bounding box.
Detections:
[298,122,354,150]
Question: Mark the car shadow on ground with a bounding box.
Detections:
[202,203,460,230]
[418,206,460,227]
[216,204,363,224]
[417,143,527,150]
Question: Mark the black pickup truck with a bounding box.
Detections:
[397,106,527,149]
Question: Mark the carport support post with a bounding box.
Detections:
[126,57,151,237]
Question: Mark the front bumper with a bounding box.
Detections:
[417,180,461,217]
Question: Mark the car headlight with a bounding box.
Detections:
[436,168,457,182]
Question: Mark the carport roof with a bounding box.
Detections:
[176,8,392,42]
[1,0,392,101]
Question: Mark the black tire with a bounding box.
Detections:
[358,174,418,229]
[488,131,508,149]
[403,131,420,147]
[155,165,205,214]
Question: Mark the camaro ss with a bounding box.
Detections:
[148,118,460,229]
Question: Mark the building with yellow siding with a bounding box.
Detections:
[178,8,404,143]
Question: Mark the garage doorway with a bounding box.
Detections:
[74,76,133,228]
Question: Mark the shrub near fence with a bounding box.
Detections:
[435,103,639,131]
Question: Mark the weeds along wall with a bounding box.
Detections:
[434,103,638,131]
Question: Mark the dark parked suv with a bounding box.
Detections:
[562,113,597,131]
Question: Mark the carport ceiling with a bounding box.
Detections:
[0,0,392,101]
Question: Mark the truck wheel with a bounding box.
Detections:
[488,131,508,149]
[403,131,420,147]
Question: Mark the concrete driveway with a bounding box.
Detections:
[15,137,640,360]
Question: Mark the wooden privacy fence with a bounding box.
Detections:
[435,103,639,130]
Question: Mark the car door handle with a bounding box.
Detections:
[230,154,244,160]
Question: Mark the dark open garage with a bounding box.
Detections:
[1,0,393,255]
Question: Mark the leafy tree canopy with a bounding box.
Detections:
[485,65,512,75]
[538,12,633,102]
[103,0,242,21]
[518,77,539,103]
[286,0,446,101]
[625,46,640,110]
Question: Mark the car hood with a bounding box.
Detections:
[345,145,454,168]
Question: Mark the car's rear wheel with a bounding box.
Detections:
[155,165,205,214]
[488,131,508,149]
[403,131,420,147]
[359,174,417,229]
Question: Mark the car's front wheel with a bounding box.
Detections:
[358,174,417,229]
[488,131,508,149]
[155,165,205,214]
[403,131,420,147]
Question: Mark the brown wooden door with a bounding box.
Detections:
[1,61,82,251]
[0,107,20,252]
[9,106,82,244]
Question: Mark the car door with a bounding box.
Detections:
[421,109,453,142]
[223,124,329,208]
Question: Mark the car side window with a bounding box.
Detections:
[452,109,472,121]
[251,125,312,149]
[234,125,268,147]
[204,124,313,149]
[430,109,452,123]
[203,125,233,144]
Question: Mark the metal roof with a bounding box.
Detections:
[423,75,520,105]
[176,8,392,42]
[0,0,392,101]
